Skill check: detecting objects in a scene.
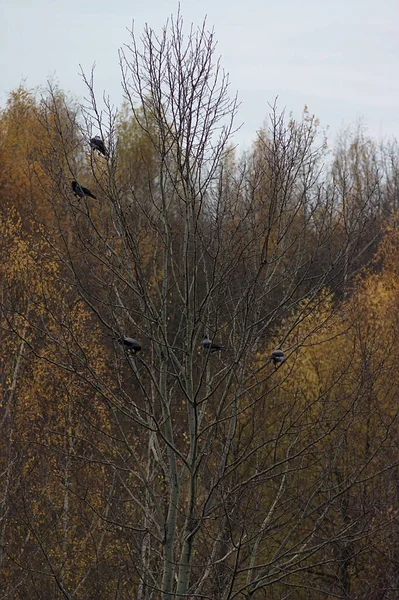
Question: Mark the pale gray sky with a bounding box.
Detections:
[1,0,398,149]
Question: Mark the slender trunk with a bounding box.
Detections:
[161,174,179,599]
[137,430,156,600]
[161,400,179,599]
[176,197,197,596]
[0,313,29,573]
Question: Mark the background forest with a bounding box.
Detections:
[1,14,399,600]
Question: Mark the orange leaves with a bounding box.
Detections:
[0,86,84,239]
[0,211,61,317]
[0,88,48,207]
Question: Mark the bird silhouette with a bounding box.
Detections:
[71,180,96,199]
[90,136,108,157]
[117,336,141,353]
[270,349,285,366]
[201,335,226,353]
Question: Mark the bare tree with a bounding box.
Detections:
[2,12,399,600]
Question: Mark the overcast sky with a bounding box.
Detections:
[1,0,398,150]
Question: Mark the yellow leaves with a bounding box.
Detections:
[0,208,112,448]
[0,86,82,240]
[254,225,399,445]
[5,234,35,285]
[0,211,60,310]
[349,225,399,354]
[0,88,46,193]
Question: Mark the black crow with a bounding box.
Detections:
[202,336,226,353]
[118,336,141,353]
[270,349,285,366]
[71,180,97,199]
[90,136,108,157]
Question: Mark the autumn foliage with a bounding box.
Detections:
[1,16,399,600]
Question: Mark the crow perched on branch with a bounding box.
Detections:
[201,336,226,353]
[71,180,97,199]
[117,336,141,354]
[270,349,285,366]
[90,136,108,157]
